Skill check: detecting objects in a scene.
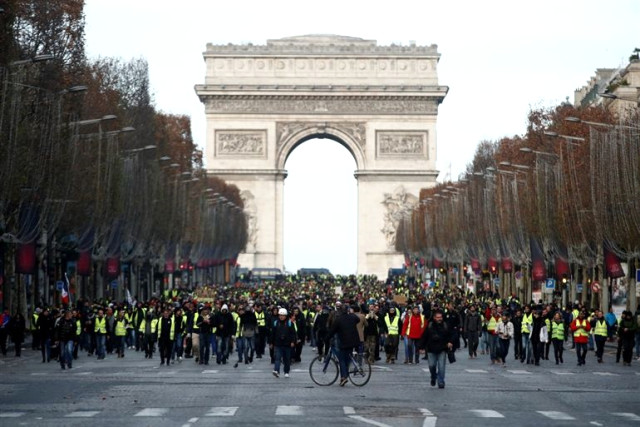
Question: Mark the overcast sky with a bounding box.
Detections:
[84,0,639,275]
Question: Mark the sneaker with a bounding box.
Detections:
[284,373,290,378]
[430,378,436,387]
[339,377,348,386]
[438,383,445,389]
[272,370,280,378]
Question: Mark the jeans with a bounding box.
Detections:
[521,335,532,363]
[243,336,255,362]
[236,337,246,361]
[576,342,588,364]
[96,335,106,359]
[274,345,291,374]
[552,338,564,362]
[171,333,183,360]
[337,347,352,379]
[60,340,74,368]
[403,336,411,361]
[216,335,230,362]
[115,336,125,356]
[407,338,420,363]
[634,332,640,357]
[488,333,499,361]
[427,351,447,386]
[200,332,212,363]
[480,331,490,353]
[41,338,51,362]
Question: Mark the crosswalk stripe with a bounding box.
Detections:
[537,411,575,420]
[507,370,532,374]
[73,372,92,376]
[343,406,356,415]
[419,408,434,416]
[0,412,26,418]
[465,369,488,373]
[469,410,504,418]
[66,411,100,418]
[593,372,619,376]
[612,413,640,421]
[205,407,238,416]
[276,405,303,415]
[551,372,574,375]
[201,370,219,374]
[135,408,168,417]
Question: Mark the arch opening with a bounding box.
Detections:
[283,138,357,275]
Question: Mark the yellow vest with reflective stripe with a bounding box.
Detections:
[406,314,425,336]
[594,320,608,337]
[522,313,533,333]
[139,318,158,333]
[115,319,127,336]
[95,317,107,334]
[255,311,266,327]
[573,319,588,338]
[31,313,39,331]
[192,312,200,331]
[385,314,400,335]
[76,319,82,336]
[487,316,498,332]
[235,315,242,338]
[157,316,175,340]
[551,321,564,340]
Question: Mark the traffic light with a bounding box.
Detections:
[561,275,568,285]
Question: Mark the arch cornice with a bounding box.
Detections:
[275,121,366,171]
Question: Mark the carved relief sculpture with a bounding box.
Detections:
[376,131,428,158]
[240,190,258,251]
[276,121,366,152]
[216,130,267,156]
[381,186,418,249]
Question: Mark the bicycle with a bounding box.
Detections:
[309,346,371,386]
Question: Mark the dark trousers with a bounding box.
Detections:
[158,338,173,364]
[621,336,635,363]
[513,334,522,359]
[255,328,267,357]
[595,336,606,361]
[467,332,479,356]
[552,339,564,363]
[576,342,588,365]
[294,341,303,362]
[531,339,542,364]
[499,338,510,362]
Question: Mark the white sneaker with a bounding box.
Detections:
[284,373,290,378]
[272,370,279,378]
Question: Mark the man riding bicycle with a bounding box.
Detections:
[328,304,361,386]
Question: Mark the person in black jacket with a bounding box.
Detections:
[55,310,77,370]
[37,308,54,363]
[9,312,25,357]
[422,310,453,389]
[270,308,297,378]
[214,304,235,364]
[328,305,360,386]
[313,306,330,358]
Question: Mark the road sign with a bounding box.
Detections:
[515,271,523,280]
[545,278,556,290]
[636,269,640,282]
[591,281,601,293]
[111,280,118,289]
[576,283,583,293]
[493,277,501,286]
[56,281,64,290]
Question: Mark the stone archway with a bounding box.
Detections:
[195,35,448,277]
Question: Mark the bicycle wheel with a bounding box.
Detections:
[348,354,372,386]
[309,355,339,386]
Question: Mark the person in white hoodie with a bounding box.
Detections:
[496,313,514,365]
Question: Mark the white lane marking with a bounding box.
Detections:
[65,411,100,418]
[73,371,92,376]
[552,372,574,375]
[0,412,26,418]
[292,369,307,372]
[593,372,619,376]
[343,406,356,415]
[612,413,640,421]
[201,370,219,374]
[205,407,238,416]
[537,411,575,420]
[372,366,392,371]
[422,368,430,373]
[469,410,505,418]
[135,408,168,417]
[188,418,199,422]
[348,415,394,427]
[465,369,488,373]
[30,373,47,376]
[589,422,603,426]
[276,405,304,415]
[423,416,438,427]
[419,408,434,416]
[507,370,532,374]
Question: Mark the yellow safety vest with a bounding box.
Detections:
[406,314,425,336]
[235,315,243,338]
[31,313,39,331]
[192,312,200,331]
[255,311,266,327]
[157,316,175,340]
[594,320,608,337]
[551,321,564,340]
[573,319,588,338]
[95,317,107,334]
[139,318,158,334]
[76,319,82,336]
[115,319,127,337]
[385,314,400,335]
[125,313,134,329]
[522,313,533,333]
[487,316,498,333]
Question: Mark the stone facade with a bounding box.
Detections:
[195,35,448,277]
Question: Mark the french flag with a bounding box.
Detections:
[61,273,70,305]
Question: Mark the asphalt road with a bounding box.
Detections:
[0,342,638,427]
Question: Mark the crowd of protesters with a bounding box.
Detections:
[2,273,639,379]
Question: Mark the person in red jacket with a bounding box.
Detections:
[570,310,591,366]
[401,306,427,364]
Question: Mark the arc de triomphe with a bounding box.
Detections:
[195,35,447,277]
